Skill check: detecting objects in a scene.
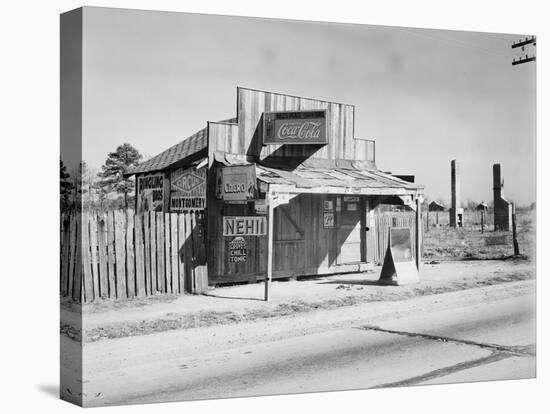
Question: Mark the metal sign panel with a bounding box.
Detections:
[223,216,267,236]
[379,227,419,285]
[228,236,247,263]
[219,165,256,203]
[323,212,335,228]
[263,110,327,145]
[170,167,206,212]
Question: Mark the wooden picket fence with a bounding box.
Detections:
[374,211,422,264]
[60,210,208,303]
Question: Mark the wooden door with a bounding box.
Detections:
[337,196,362,265]
[273,197,306,275]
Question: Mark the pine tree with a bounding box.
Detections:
[97,143,142,209]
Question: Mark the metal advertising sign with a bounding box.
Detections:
[324,200,334,211]
[263,110,327,145]
[170,167,206,212]
[228,236,247,264]
[323,212,335,228]
[254,199,267,215]
[219,165,256,203]
[137,173,164,212]
[223,216,267,236]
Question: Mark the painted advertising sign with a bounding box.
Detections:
[219,165,256,203]
[137,173,164,212]
[223,216,267,236]
[228,236,247,264]
[263,110,327,145]
[170,167,206,212]
[323,212,335,228]
[324,200,334,211]
[254,199,267,215]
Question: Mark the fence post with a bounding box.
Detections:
[512,203,520,256]
[415,198,421,271]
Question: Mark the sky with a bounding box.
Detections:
[78,6,536,206]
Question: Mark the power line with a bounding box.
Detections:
[511,36,536,66]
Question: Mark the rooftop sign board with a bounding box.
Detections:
[263,110,327,145]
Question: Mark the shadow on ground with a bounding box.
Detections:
[36,384,59,399]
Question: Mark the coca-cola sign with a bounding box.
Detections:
[263,110,327,145]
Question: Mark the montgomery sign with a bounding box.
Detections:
[263,110,327,145]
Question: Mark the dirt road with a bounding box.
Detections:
[68,279,535,406]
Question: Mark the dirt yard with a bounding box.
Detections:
[61,258,534,343]
[423,209,535,261]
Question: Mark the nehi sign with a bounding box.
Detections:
[263,110,327,145]
[223,216,267,236]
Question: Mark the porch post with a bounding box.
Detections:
[415,196,422,270]
[265,189,274,301]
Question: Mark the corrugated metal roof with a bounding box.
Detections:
[127,118,236,175]
[256,164,423,194]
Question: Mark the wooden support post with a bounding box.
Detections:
[512,203,520,256]
[265,191,274,301]
[415,197,421,271]
[481,210,485,234]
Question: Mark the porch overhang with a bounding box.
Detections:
[256,164,424,199]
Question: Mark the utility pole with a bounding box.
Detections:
[512,36,536,66]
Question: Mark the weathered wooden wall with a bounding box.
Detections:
[208,193,382,284]
[235,87,375,162]
[60,210,207,303]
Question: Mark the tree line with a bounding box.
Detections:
[61,143,142,212]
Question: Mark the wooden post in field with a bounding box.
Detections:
[480,210,485,234]
[512,203,520,256]
[265,191,274,301]
[426,211,429,233]
[415,197,421,271]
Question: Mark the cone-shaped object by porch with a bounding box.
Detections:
[379,227,419,285]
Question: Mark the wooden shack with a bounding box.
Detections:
[126,87,424,292]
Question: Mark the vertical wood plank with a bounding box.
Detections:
[164,213,172,293]
[106,211,116,299]
[72,217,82,302]
[67,215,77,299]
[265,196,274,301]
[177,213,186,294]
[60,214,70,295]
[135,214,145,297]
[156,212,165,293]
[126,211,135,299]
[170,212,179,293]
[81,213,94,302]
[184,213,194,292]
[150,211,158,293]
[89,213,100,300]
[114,210,127,299]
[97,213,109,299]
[193,213,208,293]
[143,212,151,295]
